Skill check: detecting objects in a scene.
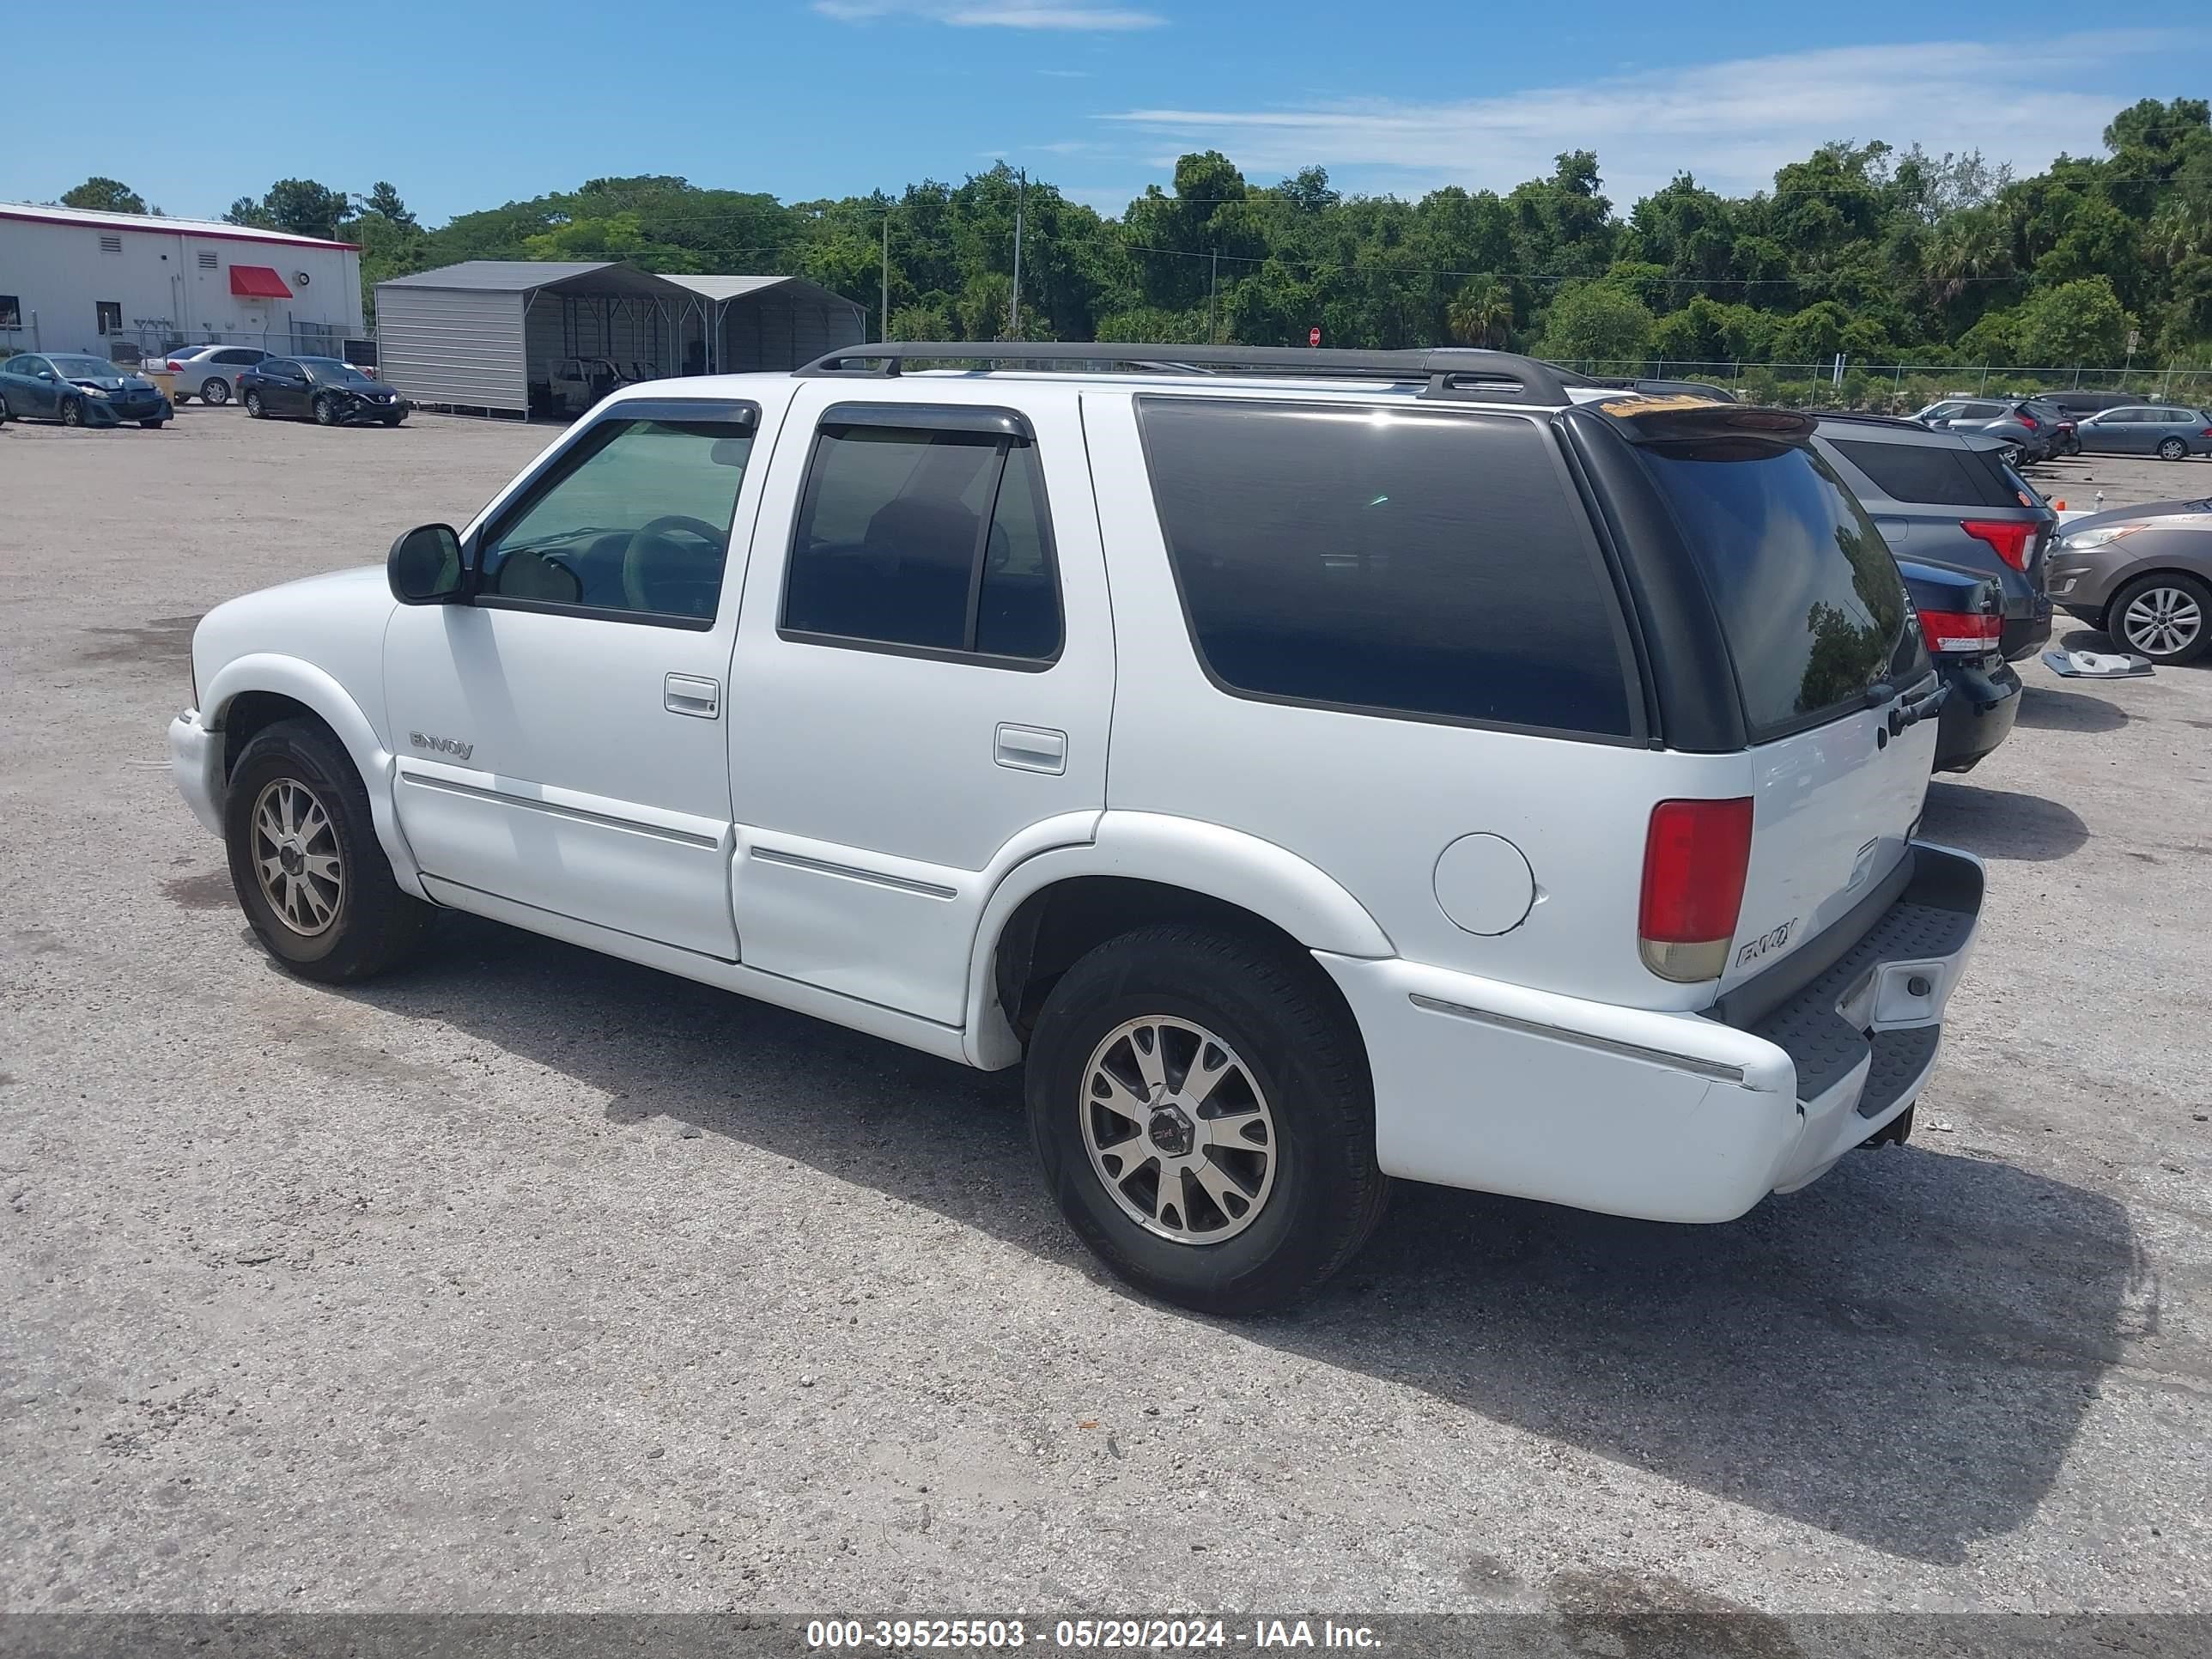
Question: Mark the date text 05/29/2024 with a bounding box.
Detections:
[805,1620,1382,1650]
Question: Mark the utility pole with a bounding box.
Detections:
[880,209,890,342]
[1009,169,1026,338]
[1207,250,1219,345]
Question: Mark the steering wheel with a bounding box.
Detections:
[620,514,726,613]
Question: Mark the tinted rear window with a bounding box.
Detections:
[1828,437,2021,509]
[1638,442,1918,742]
[1136,398,1637,737]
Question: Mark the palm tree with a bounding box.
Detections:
[1447,276,1514,348]
[1924,208,2013,307]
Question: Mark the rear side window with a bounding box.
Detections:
[1136,398,1637,737]
[1638,442,1918,742]
[782,414,1061,664]
[1827,437,2020,509]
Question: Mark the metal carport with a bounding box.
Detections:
[660,276,866,375]
[374,261,866,418]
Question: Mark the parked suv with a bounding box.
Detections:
[1911,398,2059,464]
[168,345,1984,1313]
[1814,413,2057,660]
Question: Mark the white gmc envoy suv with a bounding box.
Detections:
[170,343,1984,1312]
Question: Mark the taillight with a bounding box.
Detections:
[1960,519,2036,572]
[2016,411,2039,429]
[1917,607,2003,655]
[165,359,184,371]
[1638,799,1754,984]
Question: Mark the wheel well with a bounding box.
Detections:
[219,691,331,779]
[993,876,1351,1043]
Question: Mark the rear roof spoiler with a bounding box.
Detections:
[1583,397,1818,446]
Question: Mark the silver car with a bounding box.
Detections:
[161,344,273,406]
[2049,513,2212,663]
[2073,404,2212,461]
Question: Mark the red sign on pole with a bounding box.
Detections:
[1309,326,1322,347]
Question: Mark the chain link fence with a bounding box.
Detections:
[1557,360,2212,412]
[0,319,375,368]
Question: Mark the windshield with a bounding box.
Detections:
[50,356,124,378]
[299,360,372,386]
[1638,440,1920,742]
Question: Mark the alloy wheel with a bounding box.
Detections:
[1079,1016,1278,1245]
[2119,586,2204,657]
[61,400,82,427]
[250,777,344,937]
[203,378,231,406]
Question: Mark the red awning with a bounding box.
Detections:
[228,264,293,299]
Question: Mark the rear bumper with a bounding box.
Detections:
[1736,844,1983,1192]
[1931,658,2021,772]
[2001,602,2053,661]
[1316,842,1984,1224]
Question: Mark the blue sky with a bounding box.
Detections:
[4,3,2203,222]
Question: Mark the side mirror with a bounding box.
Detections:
[389,524,465,605]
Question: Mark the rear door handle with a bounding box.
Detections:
[995,723,1067,775]
[664,673,720,719]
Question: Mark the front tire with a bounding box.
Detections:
[313,393,339,427]
[382,412,406,427]
[223,718,433,982]
[60,398,84,427]
[243,389,264,418]
[201,377,231,406]
[2108,572,2211,664]
[2160,436,2189,461]
[1025,925,1388,1313]
[141,418,167,428]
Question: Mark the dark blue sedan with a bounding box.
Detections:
[0,352,173,428]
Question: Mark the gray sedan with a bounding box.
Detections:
[2048,513,2212,664]
[2073,404,2212,461]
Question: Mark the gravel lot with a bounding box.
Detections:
[2,403,2209,1623]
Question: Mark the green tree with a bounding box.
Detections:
[60,177,148,214]
[2014,276,2130,364]
[226,179,351,240]
[1538,280,1655,364]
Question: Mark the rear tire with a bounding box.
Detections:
[201,378,231,406]
[2108,571,2211,664]
[2160,436,2189,461]
[243,390,264,418]
[222,718,434,982]
[1024,925,1389,1314]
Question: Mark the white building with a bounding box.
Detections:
[0,202,363,362]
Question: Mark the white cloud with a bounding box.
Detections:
[1103,30,2186,203]
[816,1,1163,28]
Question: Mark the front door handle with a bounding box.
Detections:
[995,723,1067,775]
[664,673,720,719]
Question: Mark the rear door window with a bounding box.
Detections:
[1637,441,1919,742]
[1826,437,2022,509]
[1135,398,1638,738]
[781,410,1062,664]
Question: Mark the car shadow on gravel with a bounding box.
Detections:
[1919,781,2090,861]
[333,913,2148,1571]
[2011,685,2130,733]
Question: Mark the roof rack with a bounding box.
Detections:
[794,341,1584,404]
